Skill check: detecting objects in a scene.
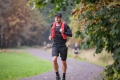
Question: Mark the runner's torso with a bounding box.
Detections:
[53,26,66,45]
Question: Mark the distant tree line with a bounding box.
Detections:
[0,0,48,48]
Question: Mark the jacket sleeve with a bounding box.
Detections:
[63,24,72,37]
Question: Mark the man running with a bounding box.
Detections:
[73,43,79,59]
[49,12,72,80]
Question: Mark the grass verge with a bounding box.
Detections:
[0,51,53,80]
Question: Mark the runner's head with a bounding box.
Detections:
[75,42,78,47]
[54,12,62,23]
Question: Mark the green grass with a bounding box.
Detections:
[0,51,53,80]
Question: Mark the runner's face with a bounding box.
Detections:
[54,16,61,23]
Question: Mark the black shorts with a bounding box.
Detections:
[74,52,78,54]
[52,44,68,61]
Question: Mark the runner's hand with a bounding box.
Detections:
[49,36,52,40]
[60,28,64,33]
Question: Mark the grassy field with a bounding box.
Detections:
[68,52,107,67]
[0,51,53,80]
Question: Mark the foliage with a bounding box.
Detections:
[28,0,79,14]
[28,0,120,79]
[69,17,82,46]
[72,1,120,80]
[28,0,100,13]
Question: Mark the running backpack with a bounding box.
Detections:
[51,22,67,39]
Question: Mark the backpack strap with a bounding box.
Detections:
[61,22,67,39]
[51,22,56,39]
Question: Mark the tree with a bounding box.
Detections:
[71,1,120,79]
[29,0,120,79]
[0,0,47,48]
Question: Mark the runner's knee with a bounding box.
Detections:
[62,61,66,65]
[53,56,57,63]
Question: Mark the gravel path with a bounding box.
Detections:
[19,48,104,80]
